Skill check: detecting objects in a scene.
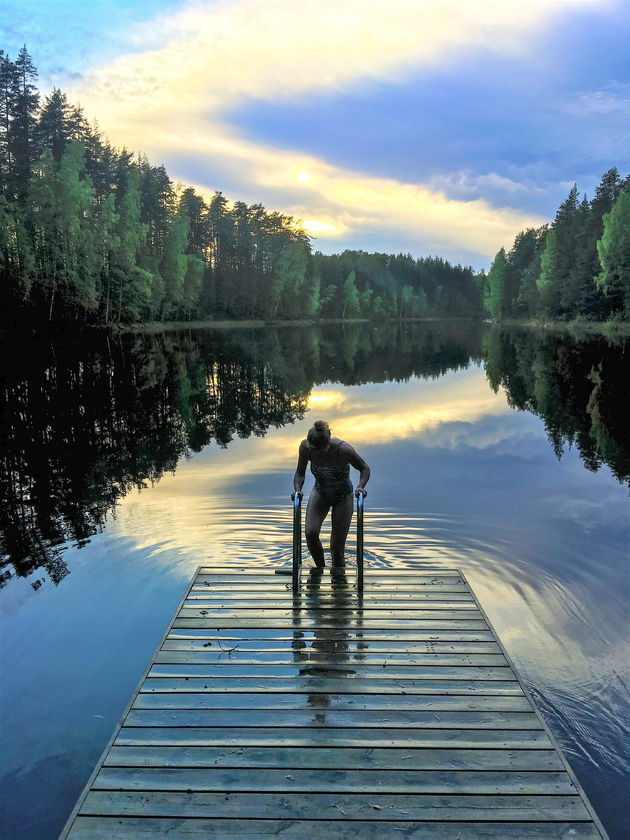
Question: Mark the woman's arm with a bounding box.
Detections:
[344,444,370,497]
[292,441,309,498]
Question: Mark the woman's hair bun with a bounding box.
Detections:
[307,420,331,449]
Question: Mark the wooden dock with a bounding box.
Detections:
[60,567,608,839]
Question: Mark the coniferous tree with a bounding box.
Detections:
[486,247,507,319]
[596,190,630,315]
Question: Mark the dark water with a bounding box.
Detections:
[1,321,628,839]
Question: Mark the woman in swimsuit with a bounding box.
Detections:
[292,420,370,568]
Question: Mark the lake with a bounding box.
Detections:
[1,321,628,839]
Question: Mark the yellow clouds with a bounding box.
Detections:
[70,0,603,258]
[315,370,510,448]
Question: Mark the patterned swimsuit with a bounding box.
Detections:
[311,443,353,507]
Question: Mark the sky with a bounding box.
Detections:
[1,0,629,269]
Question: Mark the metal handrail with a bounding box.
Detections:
[291,491,363,592]
[292,493,302,589]
[356,493,364,593]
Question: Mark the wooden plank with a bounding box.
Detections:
[115,727,554,749]
[161,638,502,652]
[148,663,514,679]
[190,585,473,595]
[103,745,564,771]
[141,676,524,694]
[124,709,544,729]
[197,568,463,577]
[81,790,588,821]
[154,650,507,666]
[172,619,490,629]
[132,692,533,712]
[93,766,573,794]
[66,817,604,839]
[178,607,482,619]
[166,628,497,641]
[193,584,472,594]
[185,593,477,610]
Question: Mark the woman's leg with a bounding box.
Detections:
[305,489,329,568]
[330,493,354,567]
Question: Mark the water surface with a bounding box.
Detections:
[1,322,628,839]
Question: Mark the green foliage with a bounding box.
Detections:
[486,247,506,319]
[596,189,630,316]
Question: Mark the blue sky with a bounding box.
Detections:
[1,0,629,268]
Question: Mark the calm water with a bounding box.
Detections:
[1,322,629,839]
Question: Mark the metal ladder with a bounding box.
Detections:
[292,493,364,592]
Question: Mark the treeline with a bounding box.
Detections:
[483,169,630,321]
[0,47,481,326]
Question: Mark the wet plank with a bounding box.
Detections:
[115,726,555,749]
[65,817,604,839]
[93,766,574,794]
[81,790,589,820]
[141,676,524,694]
[103,745,564,770]
[132,692,532,712]
[60,567,607,839]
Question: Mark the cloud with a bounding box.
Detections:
[570,82,630,116]
[69,0,607,260]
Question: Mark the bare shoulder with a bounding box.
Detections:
[338,440,365,465]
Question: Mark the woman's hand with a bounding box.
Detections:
[291,491,303,501]
[355,487,367,498]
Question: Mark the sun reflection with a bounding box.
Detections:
[307,390,347,409]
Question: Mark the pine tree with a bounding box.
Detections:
[486,247,506,320]
[596,190,630,317]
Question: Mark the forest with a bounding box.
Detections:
[1,47,629,327]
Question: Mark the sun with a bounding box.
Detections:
[296,171,311,183]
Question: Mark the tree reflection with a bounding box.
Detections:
[483,328,630,485]
[1,322,628,587]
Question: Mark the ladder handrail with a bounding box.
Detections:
[292,492,302,589]
[356,492,364,593]
[291,491,364,592]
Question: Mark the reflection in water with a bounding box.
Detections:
[292,568,363,720]
[1,322,628,587]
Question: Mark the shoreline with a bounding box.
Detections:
[2,314,629,338]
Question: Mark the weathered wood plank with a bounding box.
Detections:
[141,676,524,694]
[124,708,544,729]
[193,584,472,594]
[103,745,563,771]
[161,638,502,653]
[116,726,554,749]
[81,790,588,821]
[154,650,507,666]
[167,628,497,642]
[66,817,603,839]
[188,588,474,599]
[132,692,532,712]
[185,599,478,609]
[93,766,573,794]
[178,607,482,619]
[148,663,514,679]
[172,618,490,629]
[197,569,464,577]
